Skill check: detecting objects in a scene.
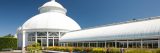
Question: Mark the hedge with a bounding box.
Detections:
[46,47,160,53]
[0,37,17,50]
[47,47,120,53]
[125,49,152,53]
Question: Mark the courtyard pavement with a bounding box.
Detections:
[0,50,74,53]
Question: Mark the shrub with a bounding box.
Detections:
[46,47,160,53]
[91,48,121,53]
[92,48,105,53]
[0,37,17,50]
[26,43,41,53]
[152,48,160,53]
[110,48,120,53]
[73,47,83,52]
[60,47,71,52]
[47,47,72,52]
[125,49,152,53]
[83,48,92,52]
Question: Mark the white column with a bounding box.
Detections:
[152,41,153,48]
[46,32,49,47]
[141,39,143,48]
[35,32,37,43]
[61,43,63,47]
[82,42,84,48]
[115,40,117,48]
[64,43,65,47]
[77,42,78,47]
[127,40,129,48]
[147,42,148,48]
[89,42,90,48]
[72,43,74,47]
[62,43,64,47]
[59,43,61,47]
[58,32,61,46]
[123,42,124,48]
[136,42,137,48]
[67,43,69,47]
[58,32,61,38]
[53,37,54,47]
[31,36,32,42]
[105,41,107,48]
[158,39,160,48]
[22,31,26,51]
[41,37,42,47]
[96,42,98,47]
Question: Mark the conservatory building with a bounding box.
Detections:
[60,17,160,49]
[16,0,81,50]
[16,0,160,50]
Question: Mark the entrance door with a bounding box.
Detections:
[42,39,47,46]
[37,38,47,47]
[37,38,55,47]
[37,39,41,46]
[49,39,53,46]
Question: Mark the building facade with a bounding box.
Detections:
[17,0,160,51]
[60,17,160,48]
[16,0,81,50]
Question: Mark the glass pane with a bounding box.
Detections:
[37,32,47,36]
[28,32,35,41]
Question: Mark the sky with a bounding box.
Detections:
[0,0,160,36]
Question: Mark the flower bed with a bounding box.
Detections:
[46,47,160,53]
[26,43,41,53]
[46,47,121,53]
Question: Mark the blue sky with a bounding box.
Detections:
[0,0,160,36]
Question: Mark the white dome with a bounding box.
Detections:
[22,0,81,31]
[39,0,67,14]
[22,12,81,31]
[41,0,64,9]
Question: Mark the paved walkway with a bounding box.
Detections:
[0,50,24,53]
[0,50,73,53]
[0,50,79,53]
[44,50,70,53]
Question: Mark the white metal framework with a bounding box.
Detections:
[60,17,160,48]
[16,0,81,51]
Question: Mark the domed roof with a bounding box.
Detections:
[22,12,81,31]
[22,0,81,31]
[39,0,67,14]
[41,0,64,9]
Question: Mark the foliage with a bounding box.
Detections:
[151,48,160,53]
[84,48,92,52]
[91,48,121,53]
[26,43,41,53]
[47,46,71,52]
[110,48,121,53]
[125,48,160,53]
[73,47,83,52]
[46,47,160,53]
[47,47,121,53]
[155,49,160,53]
[0,37,17,50]
[125,49,152,53]
[92,48,105,53]
[3,34,14,38]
